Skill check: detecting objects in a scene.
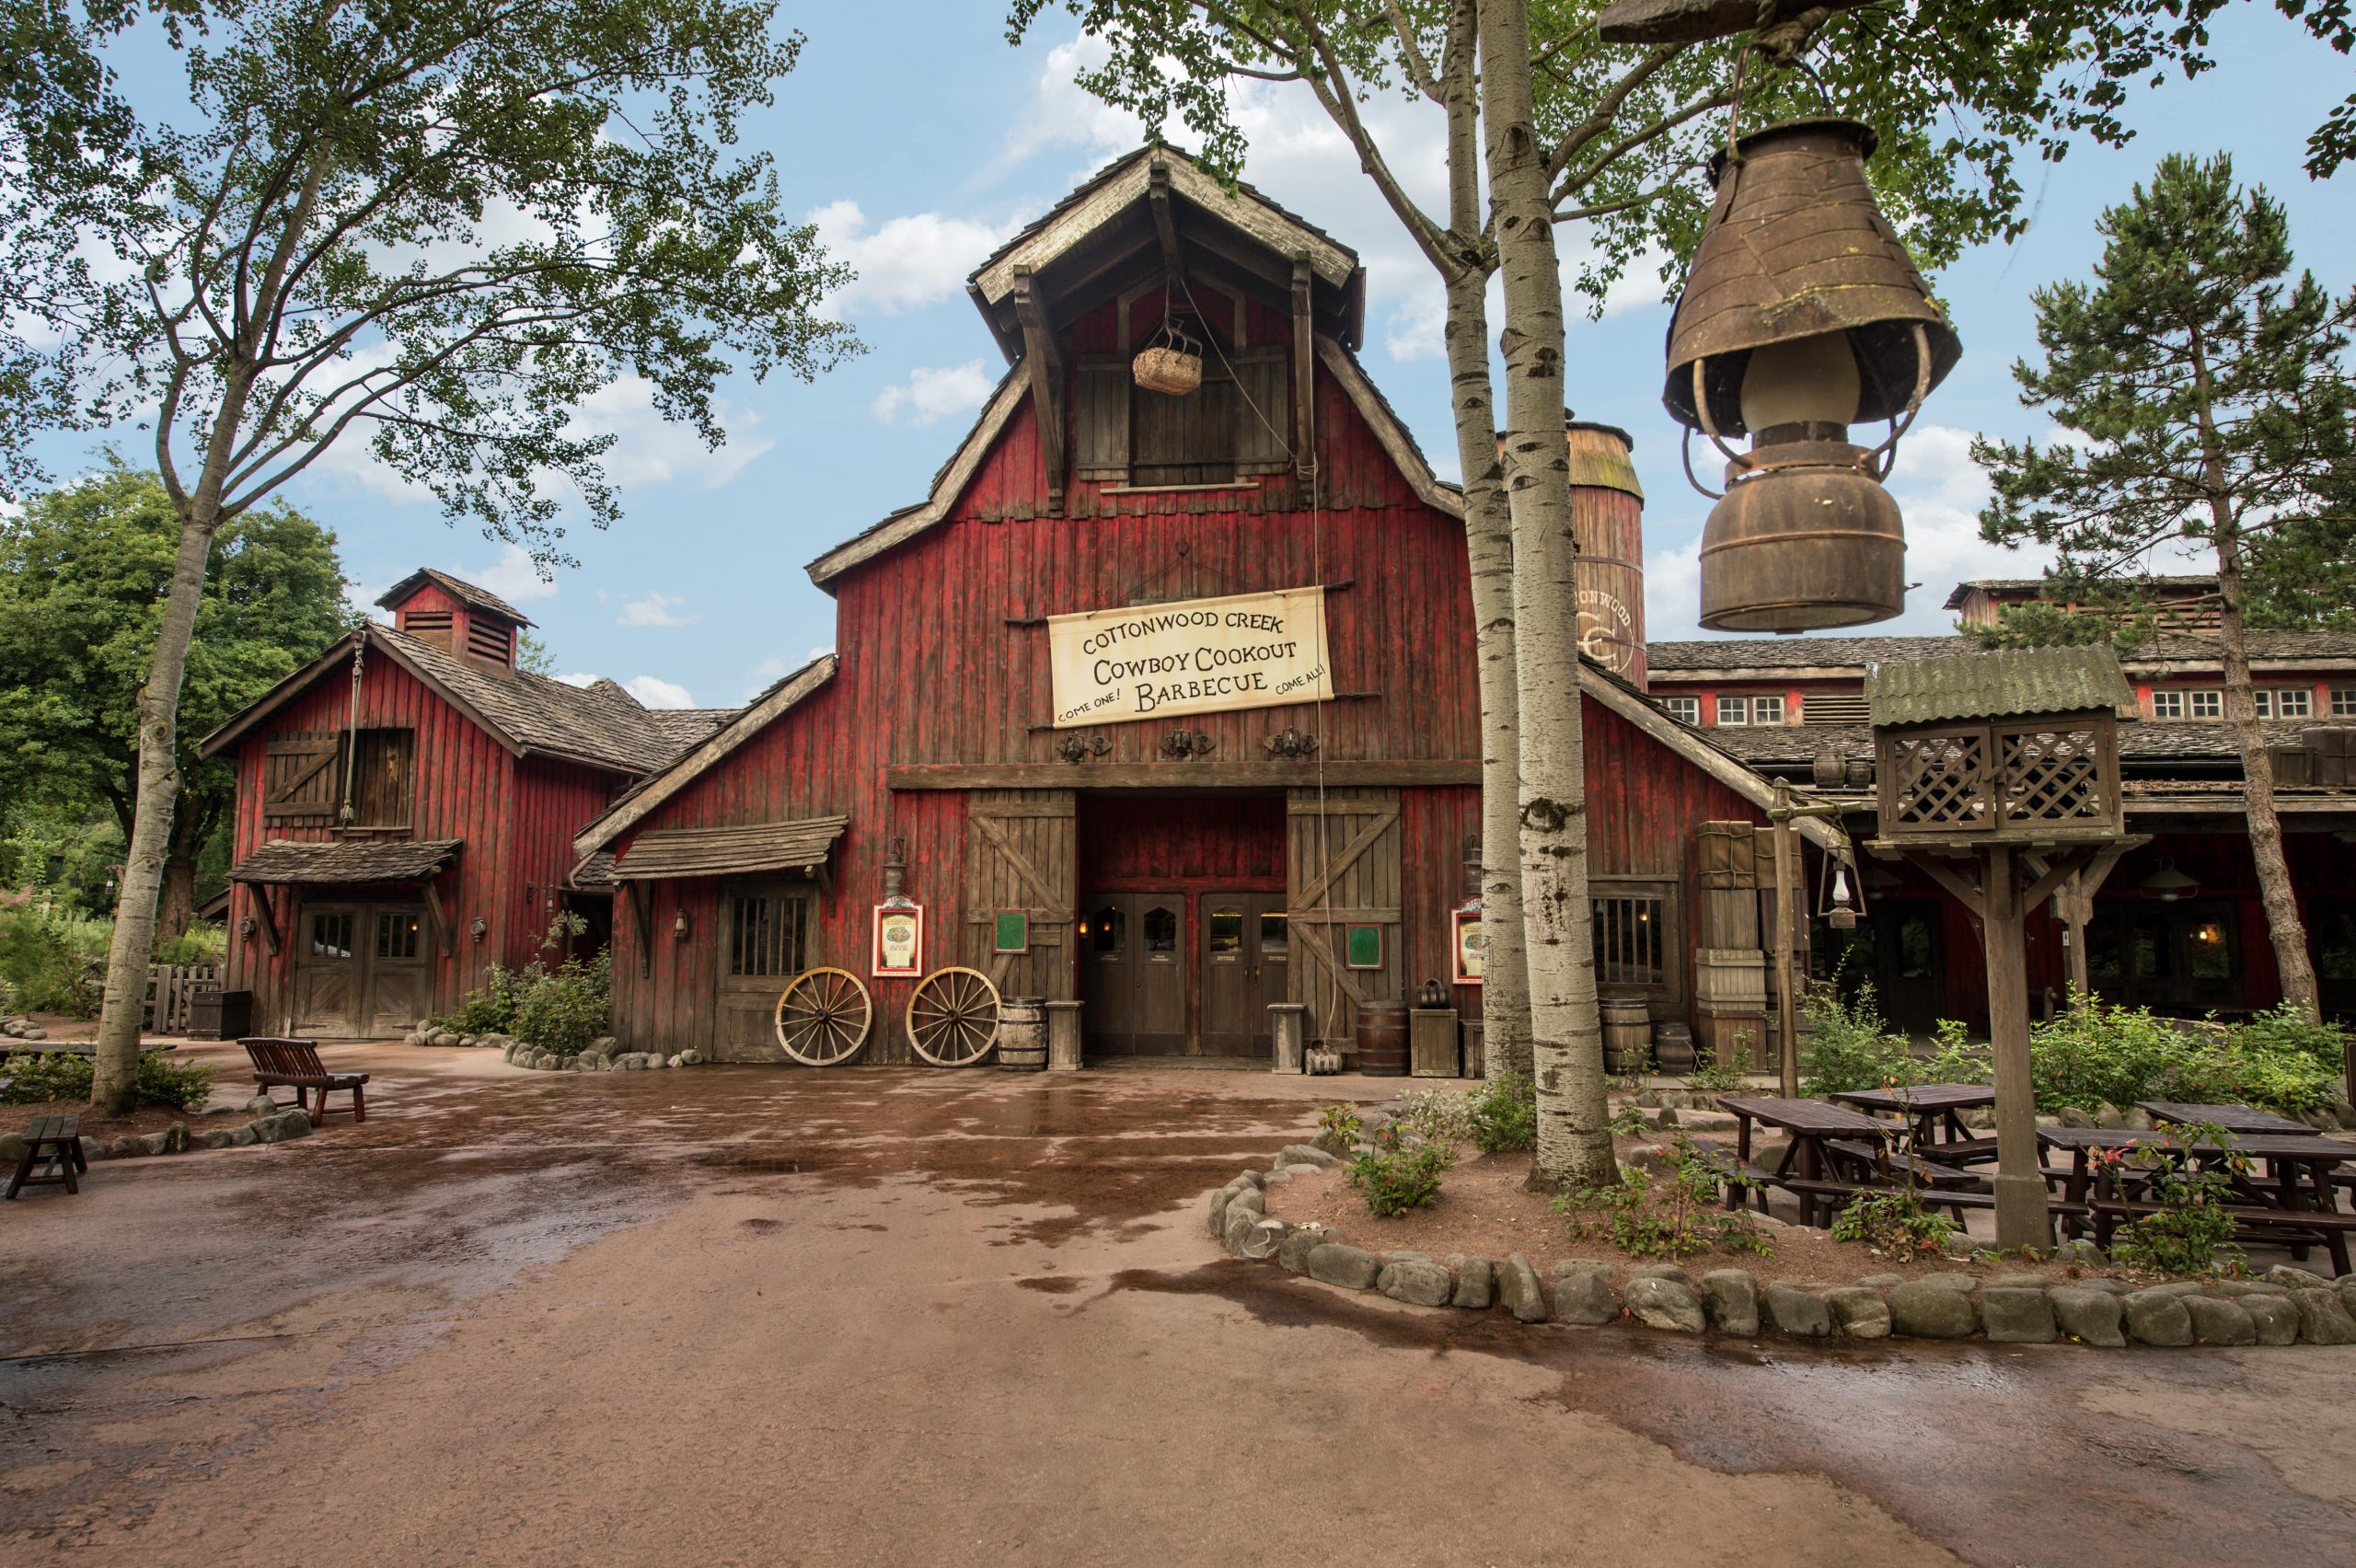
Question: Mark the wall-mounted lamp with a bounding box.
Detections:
[673,909,691,941]
[1161,729,1215,759]
[238,915,258,940]
[1264,726,1318,759]
[1057,733,1111,764]
[470,917,488,943]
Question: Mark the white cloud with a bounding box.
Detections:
[872,360,995,426]
[343,577,390,623]
[809,202,1020,317]
[458,542,561,605]
[624,674,696,709]
[618,591,699,628]
[553,672,599,688]
[571,377,773,491]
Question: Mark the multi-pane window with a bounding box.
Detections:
[1660,696,1700,725]
[1715,695,1750,727]
[1750,694,1787,725]
[2252,688,2314,719]
[2189,689,2223,720]
[375,911,421,961]
[1089,905,1125,956]
[2150,690,2185,720]
[2334,687,2356,718]
[1591,894,1666,987]
[727,892,809,978]
[310,912,354,960]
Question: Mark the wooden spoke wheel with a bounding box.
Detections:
[905,966,1001,1067]
[774,967,873,1066]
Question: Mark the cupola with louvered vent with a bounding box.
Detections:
[375,568,534,674]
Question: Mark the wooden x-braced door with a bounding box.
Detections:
[964,790,1076,999]
[1287,788,1403,1046]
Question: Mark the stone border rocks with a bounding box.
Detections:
[1214,1158,2356,1350]
[490,1034,705,1073]
[2,1014,51,1042]
[0,1094,311,1172]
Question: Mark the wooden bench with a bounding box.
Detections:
[2088,1197,2355,1275]
[241,1037,369,1124]
[6,1113,87,1199]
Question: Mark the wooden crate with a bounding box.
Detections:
[1409,1008,1460,1078]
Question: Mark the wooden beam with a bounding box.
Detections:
[2019,846,2096,919]
[886,760,1480,791]
[1012,265,1065,520]
[252,885,281,957]
[629,881,653,979]
[420,878,454,959]
[1910,853,1986,923]
[1983,843,2052,1250]
[1148,161,1184,283]
[1291,256,1316,484]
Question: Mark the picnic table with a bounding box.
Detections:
[1831,1083,1999,1164]
[1717,1096,1917,1225]
[2037,1124,2356,1273]
[2136,1101,2312,1136]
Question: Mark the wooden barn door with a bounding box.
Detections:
[1287,789,1403,1047]
[292,903,362,1036]
[964,790,1076,1000]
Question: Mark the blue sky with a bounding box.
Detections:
[46,5,2356,708]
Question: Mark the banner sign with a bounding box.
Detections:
[1046,586,1332,729]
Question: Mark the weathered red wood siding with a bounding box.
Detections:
[223,651,622,1032]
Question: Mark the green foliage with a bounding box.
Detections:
[154,925,226,966]
[1958,597,2162,653]
[2101,1123,2246,1276]
[0,904,109,1017]
[1682,1055,1749,1097]
[441,917,608,1055]
[1317,1102,1365,1147]
[1798,985,1918,1097]
[438,965,530,1036]
[1469,1069,1538,1154]
[2235,1001,2352,1075]
[1831,1188,1960,1261]
[0,1049,212,1112]
[1346,1125,1455,1217]
[1392,1085,1479,1145]
[1558,1134,1772,1262]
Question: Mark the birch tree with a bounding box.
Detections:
[2,1,856,1113]
[1975,153,2356,1019]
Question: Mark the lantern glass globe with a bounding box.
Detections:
[1739,332,1863,433]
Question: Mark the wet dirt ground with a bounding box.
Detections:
[5,1044,2354,1566]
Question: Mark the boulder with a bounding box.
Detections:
[195,1128,237,1151]
[2121,1287,2195,1347]
[1762,1282,1831,1338]
[2181,1296,2257,1347]
[18,1026,44,1041]
[1448,1255,1496,1311]
[2210,1279,2291,1298]
[2267,1264,2331,1292]
[1888,1281,1976,1339]
[2050,1239,2104,1265]
[1550,1262,1619,1326]
[2095,1104,2127,1130]
[1857,1274,1906,1289]
[1498,1253,1548,1323]
[1625,1262,1693,1288]
[0,1134,27,1170]
[1824,1286,1891,1340]
[160,1122,190,1155]
[2050,1287,2127,1347]
[1917,1272,1982,1294]
[1208,1183,1242,1237]
[2058,1106,2095,1129]
[224,1124,260,1148]
[1983,1274,2050,1293]
[2343,1279,2356,1321]
[2292,1288,2356,1345]
[680,1050,703,1066]
[431,1031,460,1048]
[1699,1270,1760,1336]
[2123,1106,2154,1131]
[1275,1143,1344,1170]
[1240,1219,1289,1261]
[1623,1277,1705,1333]
[1379,1259,1455,1309]
[458,1034,478,1049]
[1276,1228,1324,1274]
[1980,1287,2057,1344]
[1307,1242,1381,1291]
[667,1055,686,1069]
[2243,1294,2301,1346]
[107,1136,140,1158]
[1228,1188,1266,1224]
[590,1035,617,1054]
[1938,1230,1980,1260]
[1221,1205,1261,1254]
[134,1131,168,1157]
[244,1093,278,1115]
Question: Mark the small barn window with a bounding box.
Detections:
[1591,894,1666,987]
[347,730,415,829]
[375,910,421,960]
[1075,345,1289,490]
[1659,696,1700,725]
[728,891,811,978]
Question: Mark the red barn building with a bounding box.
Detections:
[571,148,1829,1066]
[202,570,726,1037]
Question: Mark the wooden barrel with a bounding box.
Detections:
[997,997,1048,1072]
[1356,997,1410,1078]
[1600,997,1652,1075]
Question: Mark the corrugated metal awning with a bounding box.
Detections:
[230,838,462,885]
[612,816,849,881]
[1866,645,2135,728]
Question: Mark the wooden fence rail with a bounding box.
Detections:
[144,963,221,1035]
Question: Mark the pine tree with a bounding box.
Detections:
[1974,153,2356,1017]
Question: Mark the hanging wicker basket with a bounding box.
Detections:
[1132,317,1203,396]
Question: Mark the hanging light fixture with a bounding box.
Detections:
[1662,119,1962,632]
[2140,860,2199,903]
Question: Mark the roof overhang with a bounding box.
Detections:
[229,838,462,885]
[611,816,849,881]
[199,627,529,763]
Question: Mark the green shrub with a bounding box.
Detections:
[0,905,108,1018]
[1830,1187,1959,1261]
[510,948,612,1058]
[1392,1085,1479,1144]
[2102,1124,2246,1276]
[1797,984,1917,1096]
[1469,1068,1537,1153]
[1346,1126,1455,1216]
[438,963,528,1034]
[1317,1102,1364,1147]
[1557,1135,1773,1261]
[154,923,227,965]
[135,1053,214,1113]
[0,1050,211,1111]
[2233,1002,2351,1075]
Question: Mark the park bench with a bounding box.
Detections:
[241,1036,369,1124]
[6,1113,87,1199]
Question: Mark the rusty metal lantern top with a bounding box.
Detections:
[1662,118,1960,439]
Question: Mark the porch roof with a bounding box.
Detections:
[229,838,462,885]
[611,816,851,881]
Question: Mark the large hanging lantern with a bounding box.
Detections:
[1663,118,1961,632]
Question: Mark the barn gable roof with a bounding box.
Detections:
[199,623,729,775]
[571,653,838,858]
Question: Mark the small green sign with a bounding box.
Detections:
[994,909,1030,954]
[1345,924,1382,970]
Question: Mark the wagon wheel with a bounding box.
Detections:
[774,967,873,1066]
[905,965,1001,1067]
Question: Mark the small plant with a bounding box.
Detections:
[2102,1121,2248,1277]
[1557,1134,1772,1260]
[134,1053,214,1112]
[0,1049,211,1112]
[1392,1085,1479,1145]
[1798,984,1918,1096]
[1682,1054,1748,1097]
[1469,1068,1537,1153]
[437,963,527,1035]
[1347,1124,1456,1217]
[510,947,612,1058]
[1831,1188,1959,1260]
[1316,1102,1365,1148]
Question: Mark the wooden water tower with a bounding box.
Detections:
[1865,645,2139,1250]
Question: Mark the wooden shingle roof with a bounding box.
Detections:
[1865,645,2135,727]
[230,838,462,885]
[375,567,535,626]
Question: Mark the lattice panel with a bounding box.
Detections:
[1890,732,1991,826]
[2000,728,2104,823]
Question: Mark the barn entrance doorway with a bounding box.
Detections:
[291,899,432,1038]
[1075,793,1286,1060]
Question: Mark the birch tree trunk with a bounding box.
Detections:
[1479,0,1614,1187]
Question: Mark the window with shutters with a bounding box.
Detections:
[348,730,415,829]
[1073,345,1289,490]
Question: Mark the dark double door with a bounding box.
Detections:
[292,899,432,1038]
[1080,890,1288,1057]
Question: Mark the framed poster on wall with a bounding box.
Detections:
[993,910,1030,955]
[1451,905,1484,986]
[872,904,925,978]
[1345,924,1383,971]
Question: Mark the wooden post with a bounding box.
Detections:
[1983,843,2051,1250]
[2059,873,2091,1001]
[1771,780,1800,1098]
